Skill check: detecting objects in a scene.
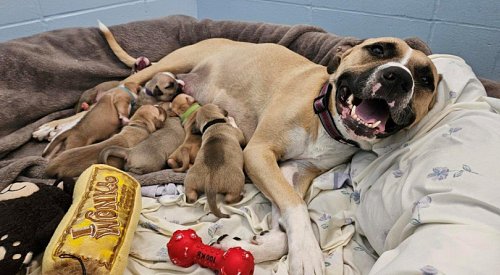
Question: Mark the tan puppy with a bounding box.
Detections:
[45,104,167,178]
[42,82,141,159]
[184,104,246,218]
[105,26,440,273]
[144,72,185,102]
[166,94,202,172]
[99,115,185,174]
[75,80,120,112]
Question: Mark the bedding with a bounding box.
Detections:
[0,15,499,275]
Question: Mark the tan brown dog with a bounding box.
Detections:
[184,104,246,218]
[45,104,167,178]
[42,82,141,159]
[98,115,185,174]
[166,94,202,172]
[105,27,440,273]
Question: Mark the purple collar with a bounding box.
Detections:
[313,83,359,147]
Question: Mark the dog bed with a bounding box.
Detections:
[0,15,499,274]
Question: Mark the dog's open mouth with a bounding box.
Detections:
[336,85,397,138]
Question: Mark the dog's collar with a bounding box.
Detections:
[201,118,227,134]
[119,85,136,107]
[180,103,201,124]
[313,83,359,147]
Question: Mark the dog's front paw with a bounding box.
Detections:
[283,206,325,275]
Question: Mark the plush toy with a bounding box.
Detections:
[0,181,73,275]
[42,164,142,275]
[167,229,255,275]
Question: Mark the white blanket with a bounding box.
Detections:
[125,54,500,275]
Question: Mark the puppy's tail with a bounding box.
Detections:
[99,145,129,168]
[42,130,70,159]
[205,184,230,219]
[98,20,136,67]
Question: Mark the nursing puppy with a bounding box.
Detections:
[144,72,185,102]
[99,115,185,174]
[75,80,120,112]
[106,30,440,273]
[42,82,140,159]
[166,94,202,172]
[184,104,246,218]
[45,104,167,178]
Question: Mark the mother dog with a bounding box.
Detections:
[104,27,439,274]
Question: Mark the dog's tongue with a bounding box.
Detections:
[356,99,390,131]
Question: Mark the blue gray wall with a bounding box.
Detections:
[1,0,498,80]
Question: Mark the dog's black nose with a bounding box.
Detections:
[380,66,413,92]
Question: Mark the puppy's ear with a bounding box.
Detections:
[327,37,364,74]
[190,123,201,135]
[124,82,141,94]
[404,37,432,55]
[186,96,195,105]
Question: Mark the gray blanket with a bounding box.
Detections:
[0,15,498,189]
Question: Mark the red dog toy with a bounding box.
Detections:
[167,229,255,275]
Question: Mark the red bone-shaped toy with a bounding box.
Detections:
[167,229,255,275]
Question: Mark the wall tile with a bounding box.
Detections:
[0,21,45,42]
[0,0,40,26]
[312,0,437,20]
[39,0,134,16]
[198,0,311,25]
[145,0,197,19]
[430,22,500,80]
[435,0,500,28]
[43,3,148,31]
[312,8,432,40]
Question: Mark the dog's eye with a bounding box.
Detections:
[420,76,430,86]
[368,44,384,57]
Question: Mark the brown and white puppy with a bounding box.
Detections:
[45,104,167,178]
[33,81,120,142]
[42,82,141,159]
[184,104,246,218]
[105,27,440,274]
[98,114,185,174]
[166,94,202,172]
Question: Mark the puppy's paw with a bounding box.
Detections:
[283,206,325,275]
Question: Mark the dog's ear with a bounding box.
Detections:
[190,123,201,135]
[404,37,432,55]
[186,96,195,105]
[124,82,141,94]
[327,37,364,74]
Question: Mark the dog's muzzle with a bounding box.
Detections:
[335,67,416,139]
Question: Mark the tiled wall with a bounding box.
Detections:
[1,0,498,80]
[198,0,499,80]
[0,0,197,41]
